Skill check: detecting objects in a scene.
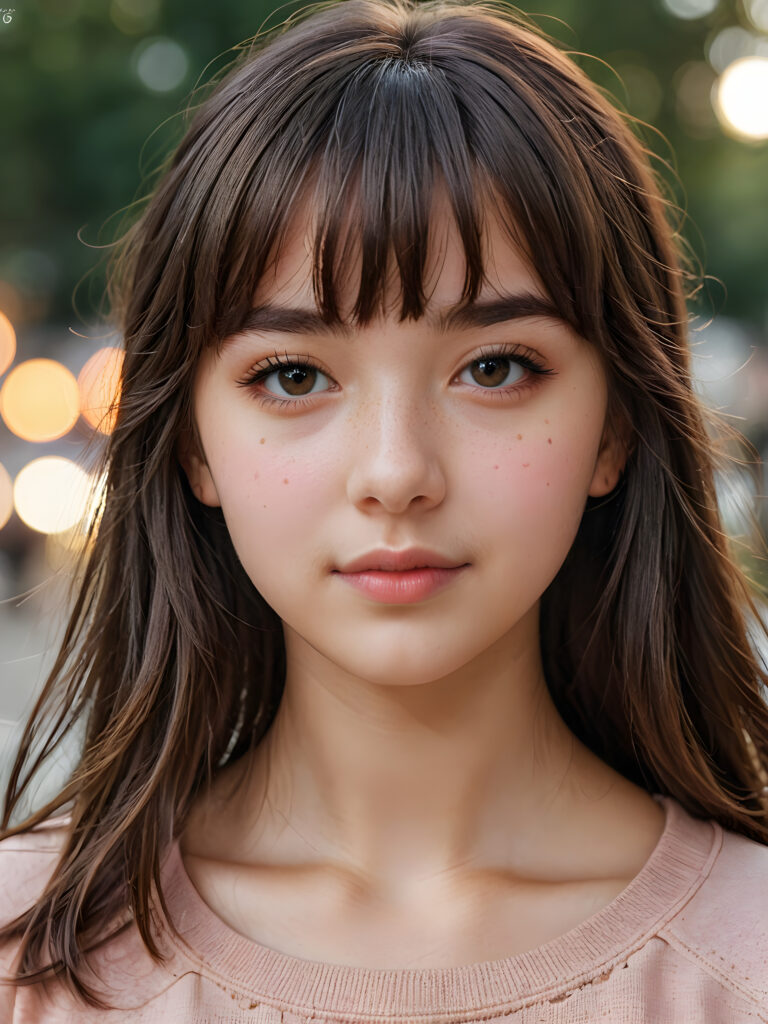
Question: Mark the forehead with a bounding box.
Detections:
[252,181,549,321]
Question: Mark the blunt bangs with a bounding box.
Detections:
[195,5,644,361]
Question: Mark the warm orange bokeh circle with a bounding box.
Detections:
[78,347,124,434]
[0,461,12,530]
[0,358,80,441]
[0,311,15,377]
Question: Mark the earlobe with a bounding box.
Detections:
[176,435,222,508]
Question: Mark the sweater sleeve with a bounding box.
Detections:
[0,818,70,1022]
[657,825,768,1016]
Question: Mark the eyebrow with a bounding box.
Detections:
[229,290,567,343]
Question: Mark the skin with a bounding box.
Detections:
[177,186,666,967]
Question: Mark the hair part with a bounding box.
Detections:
[2,0,767,1007]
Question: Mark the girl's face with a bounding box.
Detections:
[181,191,626,688]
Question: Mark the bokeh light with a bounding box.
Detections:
[0,461,12,530]
[78,346,124,434]
[132,37,189,92]
[45,528,83,571]
[662,0,718,18]
[0,358,80,441]
[0,311,15,377]
[713,56,768,140]
[746,0,768,32]
[13,457,93,535]
[44,470,107,568]
[707,26,768,74]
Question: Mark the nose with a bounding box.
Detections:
[345,392,447,515]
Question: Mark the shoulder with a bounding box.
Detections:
[0,820,197,1021]
[658,817,768,1010]
[0,815,70,1022]
[0,815,70,929]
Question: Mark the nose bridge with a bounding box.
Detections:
[352,323,436,441]
[356,373,437,454]
[346,375,445,511]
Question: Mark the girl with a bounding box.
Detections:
[2,0,768,1019]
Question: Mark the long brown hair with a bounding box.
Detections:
[2,0,767,1008]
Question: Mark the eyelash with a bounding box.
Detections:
[234,344,557,410]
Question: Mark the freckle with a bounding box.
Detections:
[522,463,530,468]
[259,437,266,444]
[547,437,552,444]
[516,433,523,440]
[283,478,289,484]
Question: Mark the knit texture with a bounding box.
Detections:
[2,793,768,1022]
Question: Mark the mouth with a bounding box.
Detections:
[331,563,470,604]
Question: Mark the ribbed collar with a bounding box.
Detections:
[157,793,721,1021]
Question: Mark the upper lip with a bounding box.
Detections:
[334,548,469,573]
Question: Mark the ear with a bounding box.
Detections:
[176,430,221,507]
[588,415,633,498]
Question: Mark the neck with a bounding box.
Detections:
[196,602,630,892]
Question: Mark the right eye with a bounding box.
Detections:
[236,353,335,408]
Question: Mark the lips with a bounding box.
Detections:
[334,547,468,574]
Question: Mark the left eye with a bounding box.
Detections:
[458,354,526,389]
[258,362,329,399]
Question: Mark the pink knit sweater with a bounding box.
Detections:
[1,793,767,1022]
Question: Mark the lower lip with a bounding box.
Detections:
[332,566,469,604]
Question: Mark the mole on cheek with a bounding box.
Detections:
[259,438,266,444]
[283,478,290,484]
[516,433,523,440]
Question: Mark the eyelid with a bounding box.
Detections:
[460,342,549,376]
[243,349,332,375]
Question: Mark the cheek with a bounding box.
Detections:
[218,444,329,521]
[461,420,600,563]
[206,426,334,584]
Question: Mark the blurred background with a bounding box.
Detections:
[1,0,767,806]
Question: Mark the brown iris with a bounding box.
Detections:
[276,366,317,396]
[469,355,514,388]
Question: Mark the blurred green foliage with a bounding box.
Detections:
[0,0,766,335]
